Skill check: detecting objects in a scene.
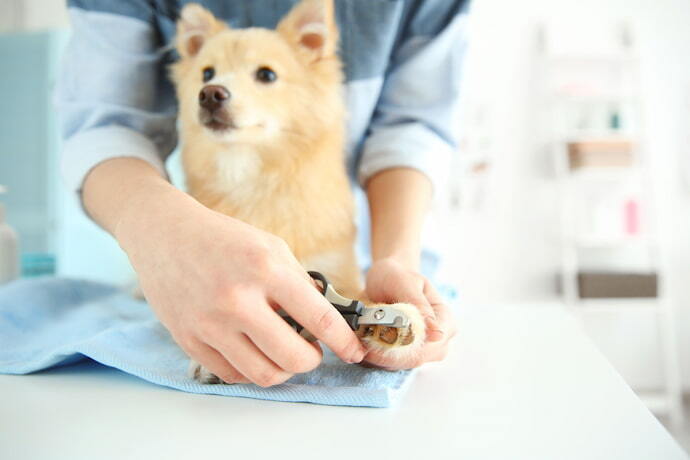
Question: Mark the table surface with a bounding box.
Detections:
[0,303,686,460]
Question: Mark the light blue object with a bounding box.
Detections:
[0,30,67,264]
[21,253,56,278]
[0,277,416,407]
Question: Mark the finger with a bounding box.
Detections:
[425,281,459,339]
[421,336,453,363]
[393,275,441,340]
[271,271,366,364]
[214,333,293,387]
[418,305,458,364]
[423,277,446,306]
[244,304,324,374]
[186,338,251,384]
[362,336,451,370]
[398,276,436,319]
[421,279,449,342]
[362,347,421,370]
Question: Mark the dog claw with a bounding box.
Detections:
[188,361,225,384]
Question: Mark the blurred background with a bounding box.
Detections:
[0,0,689,451]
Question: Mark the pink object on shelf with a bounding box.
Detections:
[624,199,639,235]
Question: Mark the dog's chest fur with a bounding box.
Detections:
[213,145,263,202]
[188,144,354,260]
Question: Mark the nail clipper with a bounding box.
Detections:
[278,271,410,342]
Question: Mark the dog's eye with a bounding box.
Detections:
[202,67,215,83]
[255,66,277,84]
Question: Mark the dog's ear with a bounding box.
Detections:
[176,3,227,58]
[277,0,337,62]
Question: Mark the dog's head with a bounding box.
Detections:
[171,0,342,150]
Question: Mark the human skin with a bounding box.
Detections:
[82,158,453,383]
[364,167,456,369]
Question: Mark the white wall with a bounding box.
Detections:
[0,0,68,33]
[446,0,690,390]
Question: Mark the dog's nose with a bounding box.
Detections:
[199,85,230,110]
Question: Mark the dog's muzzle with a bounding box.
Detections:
[198,85,235,131]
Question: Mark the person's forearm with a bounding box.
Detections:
[82,157,198,249]
[366,167,432,271]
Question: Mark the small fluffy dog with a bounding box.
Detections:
[171,0,425,381]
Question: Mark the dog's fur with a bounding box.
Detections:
[171,0,424,381]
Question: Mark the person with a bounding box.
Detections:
[57,0,468,387]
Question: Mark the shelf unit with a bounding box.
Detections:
[537,29,684,425]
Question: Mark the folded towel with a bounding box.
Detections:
[0,277,420,407]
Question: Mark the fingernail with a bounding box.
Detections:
[426,317,440,329]
[428,329,444,342]
[349,349,366,363]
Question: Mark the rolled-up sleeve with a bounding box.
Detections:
[357,0,469,191]
[56,2,177,201]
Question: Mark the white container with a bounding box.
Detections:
[0,185,19,284]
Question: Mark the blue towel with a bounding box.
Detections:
[0,277,418,407]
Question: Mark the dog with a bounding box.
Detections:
[171,0,425,382]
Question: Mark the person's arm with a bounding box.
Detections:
[82,158,173,239]
[59,2,365,386]
[357,0,469,369]
[366,168,432,271]
[364,168,453,369]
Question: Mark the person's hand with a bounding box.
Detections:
[363,257,456,370]
[115,190,366,387]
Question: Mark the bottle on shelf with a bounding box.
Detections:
[0,185,19,284]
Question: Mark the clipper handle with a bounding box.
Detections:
[276,271,363,341]
[276,309,360,342]
[277,310,318,342]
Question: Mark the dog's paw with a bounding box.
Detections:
[188,360,225,384]
[356,302,426,357]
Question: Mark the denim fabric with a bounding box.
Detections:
[58,0,469,192]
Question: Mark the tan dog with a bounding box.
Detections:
[171,0,424,380]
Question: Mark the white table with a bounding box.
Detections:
[0,303,686,460]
